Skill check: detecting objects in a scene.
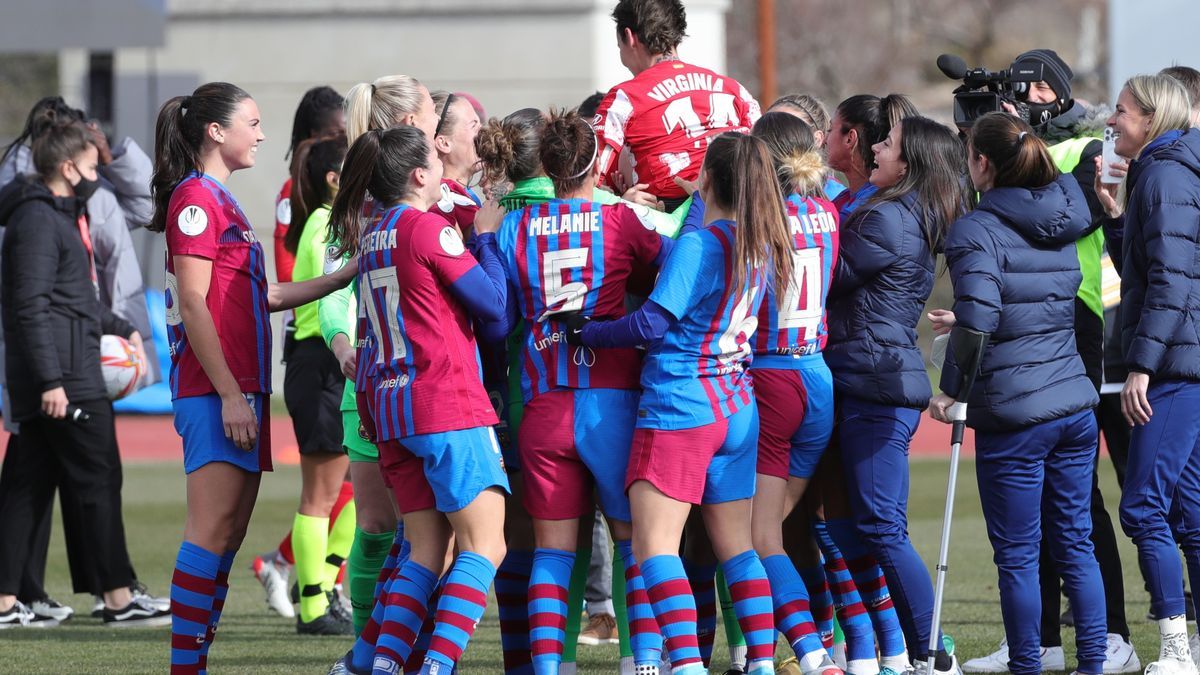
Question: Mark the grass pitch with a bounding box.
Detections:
[0,457,1164,673]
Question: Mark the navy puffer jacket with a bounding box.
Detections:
[940,174,1099,432]
[1119,127,1200,382]
[826,192,934,409]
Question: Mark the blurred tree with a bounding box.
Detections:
[0,54,59,143]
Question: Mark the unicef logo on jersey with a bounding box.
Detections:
[377,374,410,390]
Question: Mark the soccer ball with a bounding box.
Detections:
[100,335,145,400]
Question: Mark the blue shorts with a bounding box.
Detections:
[752,356,834,480]
[379,425,511,514]
[174,393,272,474]
[628,401,759,505]
[518,388,638,522]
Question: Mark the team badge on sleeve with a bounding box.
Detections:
[323,245,342,275]
[439,226,466,255]
[178,205,208,236]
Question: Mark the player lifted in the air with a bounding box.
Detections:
[592,0,761,210]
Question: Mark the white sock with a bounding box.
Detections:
[632,662,658,675]
[620,656,635,675]
[746,659,776,674]
[847,658,881,675]
[881,653,911,671]
[730,644,748,668]
[1159,615,1191,662]
[559,662,578,675]
[800,649,832,672]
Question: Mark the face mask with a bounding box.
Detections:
[72,173,101,202]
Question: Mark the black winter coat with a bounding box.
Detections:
[1118,128,1200,382]
[940,174,1099,432]
[0,176,134,420]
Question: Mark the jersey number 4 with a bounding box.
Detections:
[360,267,407,364]
[779,248,823,334]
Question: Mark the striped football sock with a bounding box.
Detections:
[826,519,908,662]
[170,541,219,674]
[617,540,663,668]
[814,520,878,674]
[722,550,777,669]
[763,554,827,662]
[682,557,718,667]
[642,554,706,674]
[529,548,575,675]
[371,560,438,675]
[420,552,497,672]
[497,550,535,674]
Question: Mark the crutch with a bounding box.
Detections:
[926,327,990,675]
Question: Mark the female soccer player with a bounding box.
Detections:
[825,95,917,220]
[928,111,1104,675]
[327,125,509,675]
[430,91,483,234]
[565,132,793,675]
[767,93,845,201]
[824,116,967,675]
[493,109,673,675]
[1098,74,1200,675]
[281,133,355,635]
[150,82,354,673]
[743,112,843,675]
[255,85,349,621]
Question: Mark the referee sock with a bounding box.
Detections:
[718,568,748,669]
[421,552,497,671]
[561,546,589,666]
[496,550,534,675]
[723,550,776,668]
[372,560,438,675]
[825,518,907,663]
[197,549,236,669]
[170,541,219,674]
[642,554,705,673]
[324,489,357,593]
[798,562,837,651]
[529,548,575,674]
[617,540,663,668]
[293,513,331,623]
[348,528,392,636]
[814,521,877,674]
[762,554,826,663]
[682,557,718,667]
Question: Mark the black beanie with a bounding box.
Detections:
[1013,49,1074,101]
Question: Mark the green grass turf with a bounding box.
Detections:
[0,458,1165,673]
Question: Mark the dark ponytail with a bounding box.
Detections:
[285,133,348,254]
[702,133,794,308]
[539,108,597,195]
[867,116,968,254]
[968,112,1058,189]
[2,96,86,168]
[327,125,431,258]
[287,85,344,160]
[836,93,918,172]
[150,82,251,232]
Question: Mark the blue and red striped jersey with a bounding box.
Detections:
[354,204,497,440]
[495,199,665,403]
[753,194,840,367]
[164,172,271,399]
[640,220,765,430]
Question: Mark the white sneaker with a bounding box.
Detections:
[962,640,1062,673]
[0,601,58,629]
[131,581,171,613]
[1144,659,1199,675]
[1103,634,1141,674]
[29,597,74,623]
[1190,634,1200,671]
[251,552,295,618]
